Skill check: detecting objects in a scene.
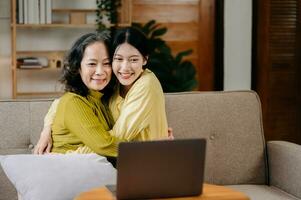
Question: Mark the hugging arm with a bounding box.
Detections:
[34,99,60,154]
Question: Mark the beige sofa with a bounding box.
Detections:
[0,91,300,200]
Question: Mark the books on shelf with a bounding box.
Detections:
[39,0,46,24]
[18,0,24,24]
[45,0,52,24]
[17,0,52,24]
[17,57,49,69]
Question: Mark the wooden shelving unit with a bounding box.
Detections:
[10,0,132,98]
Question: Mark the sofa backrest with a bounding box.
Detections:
[0,91,267,200]
[165,91,267,185]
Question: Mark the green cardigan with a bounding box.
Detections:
[51,90,123,157]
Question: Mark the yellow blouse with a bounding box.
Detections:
[109,69,168,141]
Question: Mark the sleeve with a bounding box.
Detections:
[64,96,124,157]
[110,82,154,141]
[43,98,60,127]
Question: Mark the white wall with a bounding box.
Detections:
[224,0,252,90]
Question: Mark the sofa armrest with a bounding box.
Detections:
[267,141,301,198]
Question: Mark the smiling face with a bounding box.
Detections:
[80,41,112,91]
[112,43,147,91]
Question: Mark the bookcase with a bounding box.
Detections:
[10,0,132,98]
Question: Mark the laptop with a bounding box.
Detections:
[107,138,206,199]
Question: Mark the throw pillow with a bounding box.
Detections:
[0,153,116,200]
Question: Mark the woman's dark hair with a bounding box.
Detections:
[61,31,116,100]
[111,27,149,69]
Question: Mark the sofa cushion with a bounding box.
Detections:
[228,185,300,200]
[165,91,267,185]
[0,153,116,200]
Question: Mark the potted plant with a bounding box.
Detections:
[95,4,197,92]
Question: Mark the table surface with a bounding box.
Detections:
[75,183,250,200]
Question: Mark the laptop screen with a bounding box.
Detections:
[114,138,206,199]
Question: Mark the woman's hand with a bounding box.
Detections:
[168,127,174,140]
[33,125,53,154]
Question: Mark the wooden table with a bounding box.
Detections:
[75,184,249,200]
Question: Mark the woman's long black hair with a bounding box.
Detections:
[111,27,149,69]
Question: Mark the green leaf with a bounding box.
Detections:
[151,27,167,38]
[143,20,157,33]
[132,22,143,29]
[175,49,193,64]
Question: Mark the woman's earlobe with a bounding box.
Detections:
[143,56,148,65]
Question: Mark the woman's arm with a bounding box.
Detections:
[33,99,60,154]
[33,125,52,154]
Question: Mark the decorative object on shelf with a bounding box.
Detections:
[96,0,121,31]
[47,52,64,69]
[69,12,86,24]
[132,20,198,92]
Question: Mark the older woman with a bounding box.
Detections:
[45,32,125,168]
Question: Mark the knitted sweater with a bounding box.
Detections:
[51,91,123,157]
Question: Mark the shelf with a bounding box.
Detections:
[52,8,96,13]
[13,24,97,28]
[13,23,131,29]
[16,67,61,71]
[16,92,64,99]
[16,50,66,55]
